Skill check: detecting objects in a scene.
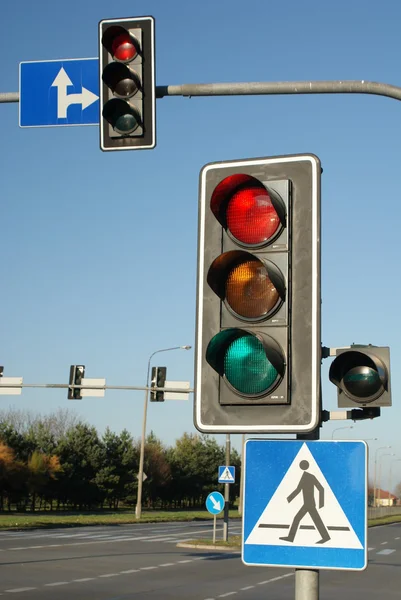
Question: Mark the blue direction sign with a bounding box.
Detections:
[19,58,99,128]
[242,439,367,571]
[218,465,235,484]
[206,491,225,515]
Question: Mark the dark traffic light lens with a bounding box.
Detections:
[102,63,141,98]
[224,334,280,395]
[226,259,280,319]
[111,32,137,62]
[343,366,382,399]
[103,99,141,134]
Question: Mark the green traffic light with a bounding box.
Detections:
[224,334,279,395]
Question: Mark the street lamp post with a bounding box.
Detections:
[331,426,354,439]
[388,459,401,505]
[377,453,395,506]
[135,344,191,519]
[373,446,391,507]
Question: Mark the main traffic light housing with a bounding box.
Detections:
[99,16,156,151]
[329,345,391,408]
[68,365,85,400]
[194,154,321,434]
[150,366,167,402]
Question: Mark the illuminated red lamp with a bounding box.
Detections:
[210,174,284,247]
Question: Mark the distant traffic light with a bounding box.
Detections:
[150,366,167,402]
[99,16,156,151]
[194,154,321,434]
[329,345,391,408]
[68,365,85,400]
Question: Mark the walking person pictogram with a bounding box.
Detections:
[279,459,331,544]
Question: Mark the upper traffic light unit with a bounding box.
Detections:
[150,366,167,402]
[194,154,322,434]
[68,365,85,400]
[329,345,391,408]
[99,16,156,151]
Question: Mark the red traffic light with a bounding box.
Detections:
[210,174,285,246]
[111,31,138,61]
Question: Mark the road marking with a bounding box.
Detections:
[44,581,69,586]
[4,588,37,593]
[99,573,119,578]
[203,572,294,600]
[380,541,388,545]
[159,563,174,567]
[368,547,375,551]
[72,578,95,582]
[119,569,139,574]
[140,566,157,570]
[178,559,193,563]
[395,537,400,540]
[377,549,396,555]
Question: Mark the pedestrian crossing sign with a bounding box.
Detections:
[218,465,235,483]
[242,439,367,571]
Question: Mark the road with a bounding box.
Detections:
[0,520,400,599]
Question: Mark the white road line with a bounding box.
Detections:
[44,582,69,586]
[368,547,375,551]
[380,541,388,545]
[4,588,37,593]
[72,578,95,582]
[99,573,119,578]
[204,572,294,600]
[377,549,396,555]
[141,566,157,570]
[159,563,174,567]
[119,569,140,574]
[395,537,400,540]
[177,559,193,563]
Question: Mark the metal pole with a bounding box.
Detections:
[295,403,321,600]
[238,434,245,516]
[156,80,401,103]
[135,345,191,519]
[295,570,319,600]
[4,79,401,104]
[213,514,216,544]
[135,356,151,520]
[223,433,231,541]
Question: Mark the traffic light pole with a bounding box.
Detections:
[223,433,230,542]
[3,78,401,106]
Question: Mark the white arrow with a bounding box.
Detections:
[211,495,221,511]
[51,67,98,119]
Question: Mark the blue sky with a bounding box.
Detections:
[1,0,401,492]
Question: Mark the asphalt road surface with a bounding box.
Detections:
[0,520,400,599]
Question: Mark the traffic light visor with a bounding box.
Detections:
[210,174,285,246]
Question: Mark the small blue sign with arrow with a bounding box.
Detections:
[19,58,99,128]
[206,491,225,515]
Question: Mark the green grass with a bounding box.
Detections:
[0,510,240,530]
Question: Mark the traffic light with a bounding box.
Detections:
[150,366,167,402]
[194,154,321,434]
[329,345,391,408]
[68,365,85,400]
[99,16,156,151]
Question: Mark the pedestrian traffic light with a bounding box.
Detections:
[194,154,321,434]
[329,345,391,408]
[68,365,85,400]
[99,16,156,151]
[150,366,167,402]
